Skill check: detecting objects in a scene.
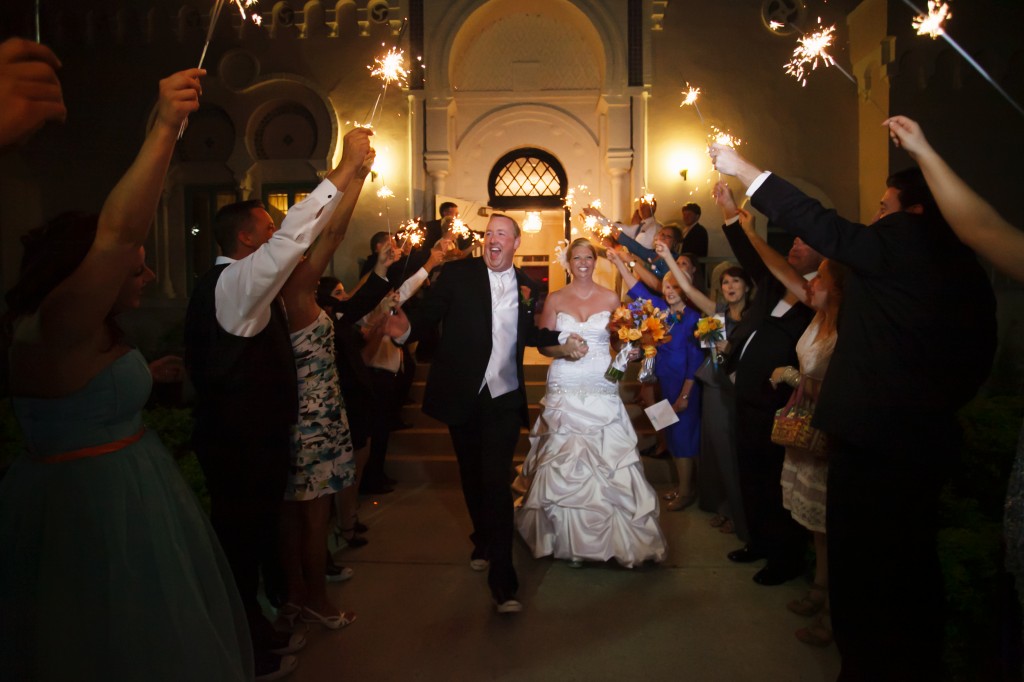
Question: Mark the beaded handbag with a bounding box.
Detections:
[770,379,827,456]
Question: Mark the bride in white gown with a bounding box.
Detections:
[516,238,667,568]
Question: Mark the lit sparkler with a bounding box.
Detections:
[900,0,1023,117]
[369,48,410,87]
[785,24,837,87]
[680,84,701,108]
[679,82,707,127]
[396,219,425,249]
[178,0,262,138]
[769,20,785,31]
[364,37,410,128]
[449,218,481,245]
[912,1,951,38]
[709,125,742,148]
[376,186,395,199]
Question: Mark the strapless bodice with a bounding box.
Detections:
[11,350,149,458]
[547,310,617,396]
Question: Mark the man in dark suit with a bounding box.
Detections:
[387,214,586,613]
[712,143,996,680]
[715,186,821,587]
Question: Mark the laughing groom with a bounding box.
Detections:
[388,213,586,613]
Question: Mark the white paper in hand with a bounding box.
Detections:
[644,399,680,431]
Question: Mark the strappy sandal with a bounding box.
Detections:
[709,514,728,528]
[276,602,302,629]
[301,606,357,630]
[787,584,828,617]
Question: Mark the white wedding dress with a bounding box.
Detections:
[515,310,667,567]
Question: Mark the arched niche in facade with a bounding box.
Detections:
[429,0,622,95]
[488,147,567,210]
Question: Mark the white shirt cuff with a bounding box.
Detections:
[745,171,772,197]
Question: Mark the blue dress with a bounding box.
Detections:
[628,282,704,458]
[0,350,252,681]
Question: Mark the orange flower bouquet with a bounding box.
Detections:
[605,299,673,382]
[694,314,726,369]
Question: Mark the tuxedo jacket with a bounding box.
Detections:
[750,173,996,439]
[408,257,560,427]
[681,222,709,258]
[722,221,814,412]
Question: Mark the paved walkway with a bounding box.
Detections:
[284,459,841,681]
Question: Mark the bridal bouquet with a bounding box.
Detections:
[605,299,673,383]
[694,314,726,369]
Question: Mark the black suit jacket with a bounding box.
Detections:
[750,173,996,439]
[722,221,814,411]
[681,222,709,258]
[407,258,560,427]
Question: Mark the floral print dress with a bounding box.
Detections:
[284,309,355,501]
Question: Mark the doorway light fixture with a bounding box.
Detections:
[523,211,543,234]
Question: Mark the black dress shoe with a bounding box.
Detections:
[752,565,803,586]
[727,546,765,563]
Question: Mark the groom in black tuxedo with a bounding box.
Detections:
[388,214,586,613]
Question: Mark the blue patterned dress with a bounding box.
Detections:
[285,309,355,500]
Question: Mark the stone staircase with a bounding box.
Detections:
[385,361,672,485]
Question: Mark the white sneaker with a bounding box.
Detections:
[469,558,489,571]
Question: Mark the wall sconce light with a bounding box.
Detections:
[679,169,689,181]
[523,211,543,234]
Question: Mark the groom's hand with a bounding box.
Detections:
[562,333,589,360]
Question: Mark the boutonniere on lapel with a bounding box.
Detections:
[519,285,535,314]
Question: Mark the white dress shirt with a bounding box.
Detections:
[214,178,344,337]
[360,267,431,373]
[482,267,520,397]
[618,215,662,250]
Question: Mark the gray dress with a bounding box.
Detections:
[695,304,749,542]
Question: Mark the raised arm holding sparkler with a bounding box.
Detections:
[0,37,66,153]
[884,114,1024,281]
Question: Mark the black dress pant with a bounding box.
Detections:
[827,418,956,681]
[195,432,289,650]
[447,386,524,601]
[363,367,398,489]
[735,401,807,572]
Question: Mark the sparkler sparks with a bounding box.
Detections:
[396,219,425,248]
[785,24,837,87]
[369,48,410,87]
[899,0,1022,116]
[679,84,701,108]
[769,20,785,31]
[449,218,481,245]
[709,125,742,148]
[376,186,395,199]
[912,1,951,39]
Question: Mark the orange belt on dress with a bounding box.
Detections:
[40,428,146,464]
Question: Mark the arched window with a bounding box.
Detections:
[488,148,567,210]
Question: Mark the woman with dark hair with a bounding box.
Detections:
[0,71,252,680]
[736,207,848,648]
[667,255,755,537]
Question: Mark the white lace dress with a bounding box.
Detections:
[780,318,836,534]
[515,310,667,567]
